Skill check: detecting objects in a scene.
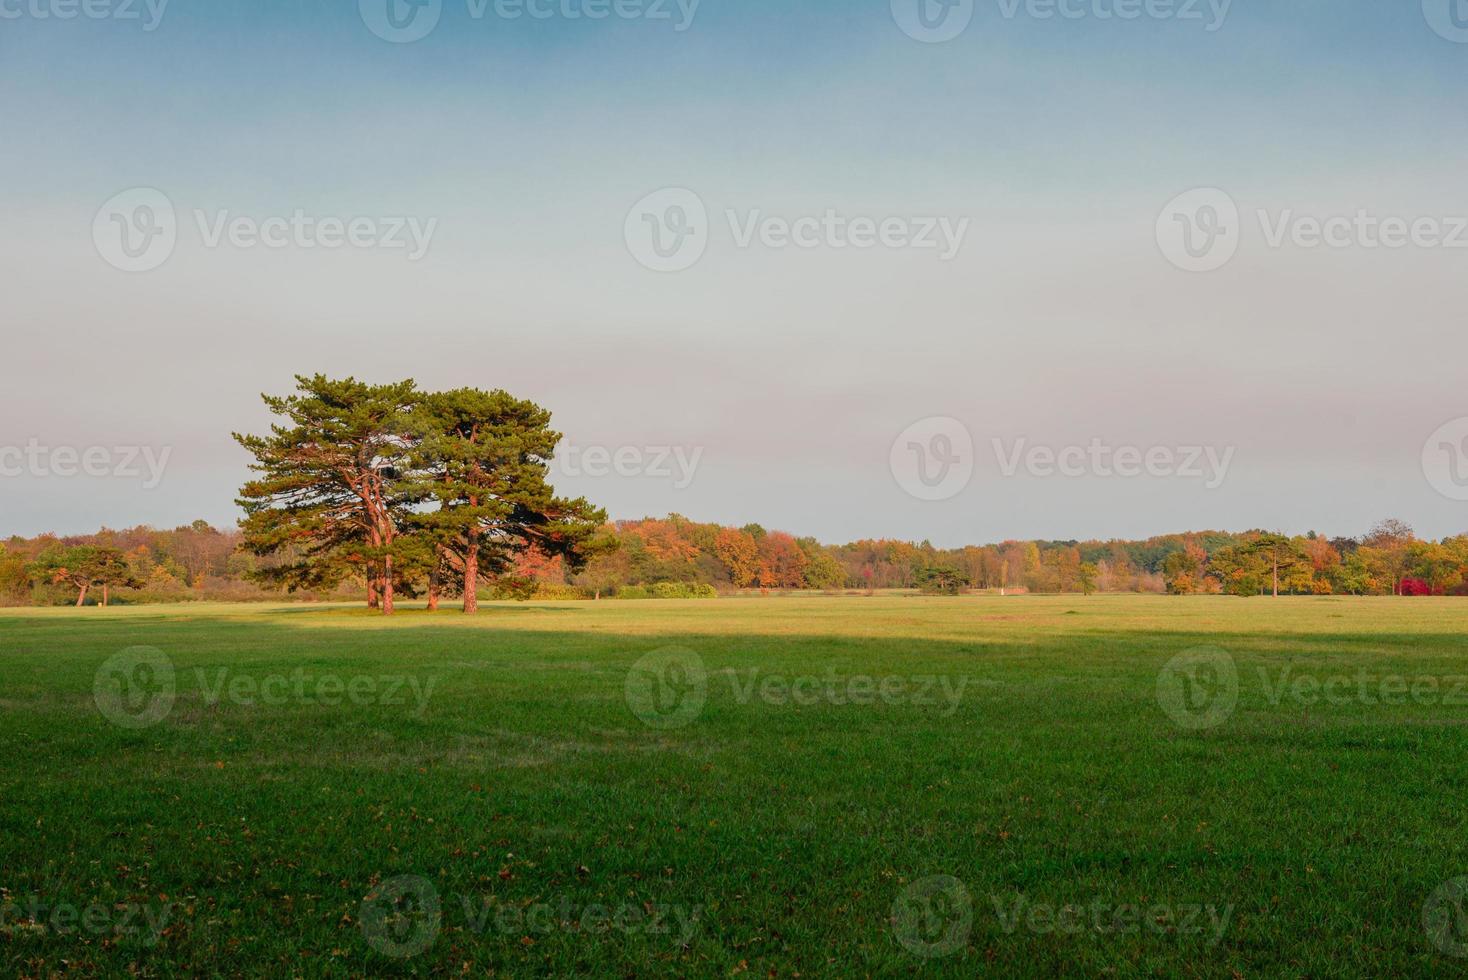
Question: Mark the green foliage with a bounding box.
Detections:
[234,375,421,599]
[410,387,606,610]
[1078,562,1098,596]
[802,551,847,591]
[489,577,540,601]
[0,545,31,606]
[234,377,606,614]
[613,582,718,600]
[916,564,966,596]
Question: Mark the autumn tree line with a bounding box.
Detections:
[5,512,1466,608]
[3,377,1466,607]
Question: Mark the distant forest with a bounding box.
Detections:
[3,515,1463,607]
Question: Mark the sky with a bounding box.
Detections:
[2,0,1467,545]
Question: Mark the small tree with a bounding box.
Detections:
[38,546,140,606]
[1246,533,1308,598]
[714,527,761,589]
[803,551,847,591]
[570,530,625,599]
[1162,545,1207,595]
[1078,562,1099,596]
[1364,519,1415,595]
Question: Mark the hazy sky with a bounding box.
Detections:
[3,0,1467,545]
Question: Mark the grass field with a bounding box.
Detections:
[4,595,1468,977]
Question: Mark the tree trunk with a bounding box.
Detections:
[427,545,443,611]
[102,583,110,607]
[76,582,88,607]
[463,529,479,615]
[368,569,380,609]
[382,551,394,615]
[1273,554,1279,598]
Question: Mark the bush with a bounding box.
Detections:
[916,564,966,596]
[530,582,590,601]
[613,582,718,600]
[1400,578,1434,597]
[490,577,540,601]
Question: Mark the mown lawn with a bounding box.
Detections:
[2,595,1468,977]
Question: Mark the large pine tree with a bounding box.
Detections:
[409,388,604,613]
[234,375,420,614]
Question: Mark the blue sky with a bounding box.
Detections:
[3,1,1467,543]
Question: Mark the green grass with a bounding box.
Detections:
[3,595,1468,977]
